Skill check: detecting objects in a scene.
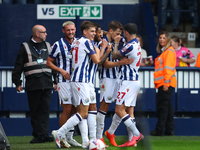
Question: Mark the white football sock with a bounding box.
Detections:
[87,111,97,140]
[122,114,140,137]
[66,127,74,140]
[78,118,89,144]
[58,113,82,137]
[127,117,135,141]
[96,110,106,139]
[108,113,121,135]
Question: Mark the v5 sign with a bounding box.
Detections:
[37,5,102,19]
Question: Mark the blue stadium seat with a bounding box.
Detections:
[177,88,200,111]
[3,87,29,111]
[3,88,58,111]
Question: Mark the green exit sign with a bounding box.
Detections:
[59,6,102,19]
[37,5,102,19]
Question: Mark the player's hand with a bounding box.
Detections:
[163,85,168,91]
[54,84,58,91]
[114,35,121,44]
[105,45,112,54]
[16,85,23,92]
[120,57,134,65]
[61,70,70,80]
[95,47,100,53]
[100,39,108,49]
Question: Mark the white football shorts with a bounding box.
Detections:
[116,80,140,107]
[99,78,120,103]
[89,82,96,104]
[57,81,73,105]
[70,82,90,107]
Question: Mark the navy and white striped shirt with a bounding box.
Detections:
[119,38,141,81]
[70,36,96,83]
[98,36,119,79]
[49,37,73,83]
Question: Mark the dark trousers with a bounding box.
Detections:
[155,86,174,134]
[27,89,52,137]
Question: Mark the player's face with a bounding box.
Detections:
[94,27,102,42]
[84,27,96,41]
[159,34,167,48]
[111,28,122,42]
[123,30,128,42]
[62,24,76,39]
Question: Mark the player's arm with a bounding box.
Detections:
[90,47,100,64]
[99,39,108,58]
[103,57,133,69]
[98,44,112,67]
[112,35,124,60]
[46,57,70,80]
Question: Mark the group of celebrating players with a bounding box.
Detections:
[47,20,144,148]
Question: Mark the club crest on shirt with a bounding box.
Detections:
[90,96,95,101]
[64,97,68,102]
[78,87,80,91]
[107,96,112,101]
[85,98,89,103]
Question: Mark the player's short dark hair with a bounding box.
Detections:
[124,23,137,35]
[93,22,101,31]
[80,21,96,34]
[108,21,123,32]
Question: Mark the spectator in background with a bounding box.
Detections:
[150,31,176,136]
[196,0,200,47]
[136,34,153,66]
[161,0,181,32]
[2,0,26,4]
[188,0,198,32]
[195,52,200,67]
[170,35,195,67]
[32,0,54,4]
[54,0,85,4]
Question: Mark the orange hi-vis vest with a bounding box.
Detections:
[195,53,200,68]
[154,46,177,89]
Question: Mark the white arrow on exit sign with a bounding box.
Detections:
[92,7,99,16]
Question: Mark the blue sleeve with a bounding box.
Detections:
[119,45,133,56]
[49,43,57,59]
[85,40,96,56]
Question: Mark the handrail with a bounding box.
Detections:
[1,66,200,71]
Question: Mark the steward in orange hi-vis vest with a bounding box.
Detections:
[154,46,177,89]
[195,53,200,68]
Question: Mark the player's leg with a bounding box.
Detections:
[52,82,89,148]
[97,78,118,142]
[57,82,76,147]
[88,82,97,140]
[116,80,143,147]
[96,100,110,140]
[59,103,72,127]
[104,113,121,146]
[88,103,97,140]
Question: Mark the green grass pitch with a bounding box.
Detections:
[7,135,200,150]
